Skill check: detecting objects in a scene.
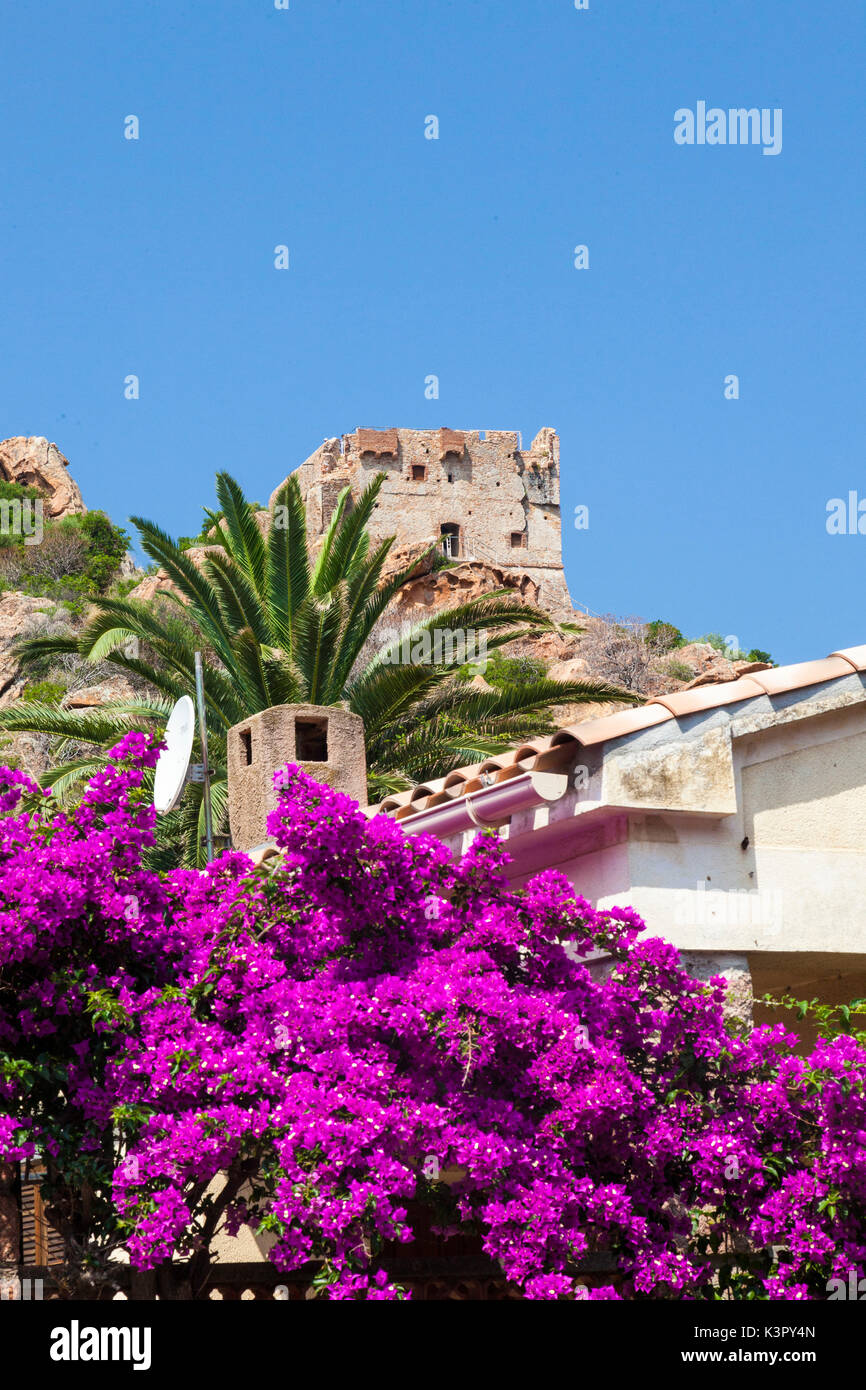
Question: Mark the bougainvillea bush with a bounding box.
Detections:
[0,734,865,1299]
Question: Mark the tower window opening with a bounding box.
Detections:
[440,523,460,558]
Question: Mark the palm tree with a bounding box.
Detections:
[0,471,637,863]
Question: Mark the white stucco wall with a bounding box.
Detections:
[608,713,866,956]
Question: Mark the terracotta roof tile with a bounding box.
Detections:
[377,789,415,815]
[552,704,672,747]
[510,738,555,763]
[532,742,580,772]
[408,784,436,804]
[649,676,766,717]
[491,761,530,784]
[745,656,854,697]
[830,645,866,672]
[443,762,485,790]
[477,755,518,776]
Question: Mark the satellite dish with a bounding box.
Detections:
[153,695,195,814]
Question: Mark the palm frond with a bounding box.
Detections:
[76,599,200,675]
[41,756,112,804]
[15,635,81,666]
[417,676,637,723]
[325,535,397,695]
[308,487,352,596]
[224,627,276,710]
[344,653,459,730]
[0,701,158,743]
[129,517,235,666]
[202,551,273,651]
[266,475,310,650]
[312,473,386,595]
[292,588,347,704]
[214,472,267,599]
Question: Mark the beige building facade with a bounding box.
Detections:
[373,648,866,1034]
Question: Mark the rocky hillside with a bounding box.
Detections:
[363,541,774,726]
[0,435,85,517]
[0,437,142,778]
[0,437,774,780]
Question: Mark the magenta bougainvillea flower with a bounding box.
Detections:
[0,735,864,1300]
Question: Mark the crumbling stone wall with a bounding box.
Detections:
[270,427,573,617]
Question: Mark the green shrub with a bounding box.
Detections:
[0,480,42,505]
[665,659,694,682]
[108,573,145,600]
[77,511,129,591]
[696,632,728,654]
[685,634,775,665]
[484,651,548,690]
[646,620,685,651]
[0,506,129,600]
[22,679,67,705]
[0,481,44,552]
[85,552,122,591]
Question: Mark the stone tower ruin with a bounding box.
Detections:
[269,427,574,619]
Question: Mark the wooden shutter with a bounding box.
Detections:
[20,1172,64,1266]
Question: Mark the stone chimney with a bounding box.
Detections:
[226,704,367,854]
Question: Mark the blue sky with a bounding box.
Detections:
[1,0,863,663]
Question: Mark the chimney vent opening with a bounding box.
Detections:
[296,717,329,762]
